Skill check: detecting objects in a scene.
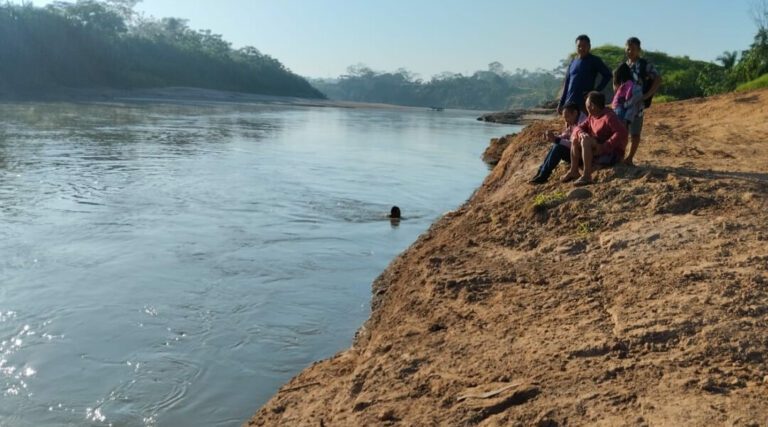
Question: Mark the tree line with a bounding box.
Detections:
[3,1,767,107]
[0,0,324,99]
[310,64,560,111]
[314,9,768,110]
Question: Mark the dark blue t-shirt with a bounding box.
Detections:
[558,54,612,111]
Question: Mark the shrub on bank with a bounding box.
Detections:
[736,73,768,91]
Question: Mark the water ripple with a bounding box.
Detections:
[0,101,518,426]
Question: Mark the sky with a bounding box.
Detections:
[26,0,761,79]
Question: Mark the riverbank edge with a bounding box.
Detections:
[247,88,768,425]
[0,86,497,114]
[476,107,557,124]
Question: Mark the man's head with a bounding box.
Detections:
[562,103,580,125]
[625,37,642,61]
[585,91,606,116]
[575,34,591,58]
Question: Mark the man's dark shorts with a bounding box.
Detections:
[595,152,620,166]
[629,114,644,136]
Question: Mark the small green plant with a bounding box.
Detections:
[576,221,594,236]
[652,94,678,104]
[532,191,567,209]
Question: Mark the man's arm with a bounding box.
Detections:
[643,61,662,101]
[572,117,591,142]
[644,74,662,101]
[557,61,572,113]
[594,57,612,92]
[600,113,629,155]
[557,124,573,141]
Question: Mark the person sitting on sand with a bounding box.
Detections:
[529,103,586,184]
[561,91,628,186]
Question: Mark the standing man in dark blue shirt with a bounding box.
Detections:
[557,35,612,115]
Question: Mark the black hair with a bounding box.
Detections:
[586,91,606,110]
[575,34,591,44]
[389,206,401,219]
[626,37,641,48]
[563,103,580,114]
[613,63,633,86]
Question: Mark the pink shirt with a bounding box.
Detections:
[612,81,635,108]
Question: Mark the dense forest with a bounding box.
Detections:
[0,0,324,98]
[311,62,560,110]
[311,64,560,110]
[314,10,768,111]
[310,50,727,111]
[3,1,767,108]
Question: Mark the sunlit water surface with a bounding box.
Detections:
[0,101,520,426]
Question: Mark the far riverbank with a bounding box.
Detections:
[0,86,507,117]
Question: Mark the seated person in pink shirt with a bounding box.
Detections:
[561,91,628,186]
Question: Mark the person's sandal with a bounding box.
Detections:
[560,173,579,183]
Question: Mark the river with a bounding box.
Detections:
[0,101,521,426]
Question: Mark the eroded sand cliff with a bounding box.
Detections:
[248,89,768,426]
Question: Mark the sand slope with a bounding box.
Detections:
[247,89,768,426]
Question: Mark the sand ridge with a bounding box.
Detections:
[247,89,768,426]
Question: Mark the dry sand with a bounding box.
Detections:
[246,89,768,426]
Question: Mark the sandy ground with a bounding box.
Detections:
[246,89,768,426]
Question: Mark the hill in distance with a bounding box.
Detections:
[0,2,324,100]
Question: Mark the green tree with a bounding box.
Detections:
[0,1,324,98]
[49,1,128,35]
[732,28,768,82]
[717,51,739,69]
[313,64,559,110]
[589,45,731,99]
[731,0,768,85]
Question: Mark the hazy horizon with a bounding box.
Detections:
[24,0,761,79]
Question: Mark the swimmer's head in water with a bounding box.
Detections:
[389,206,401,219]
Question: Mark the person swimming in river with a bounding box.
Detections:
[388,206,402,227]
[389,206,401,219]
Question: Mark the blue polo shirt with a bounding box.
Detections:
[558,54,612,111]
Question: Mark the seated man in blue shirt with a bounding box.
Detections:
[529,103,586,184]
[557,34,612,115]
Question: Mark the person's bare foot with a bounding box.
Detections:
[573,176,593,186]
[560,172,580,183]
[623,158,635,166]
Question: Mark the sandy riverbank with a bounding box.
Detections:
[0,86,472,113]
[477,107,558,125]
[247,89,768,426]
